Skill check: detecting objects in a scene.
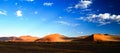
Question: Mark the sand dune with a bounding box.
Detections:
[93,34,120,42]
[35,34,71,42]
[19,35,39,42]
[72,34,120,42]
[0,33,119,42]
[0,35,38,42]
[19,34,120,42]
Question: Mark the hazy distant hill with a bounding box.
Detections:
[19,35,39,42]
[0,37,21,42]
[0,35,38,42]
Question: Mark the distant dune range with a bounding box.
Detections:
[0,33,120,42]
[0,36,39,42]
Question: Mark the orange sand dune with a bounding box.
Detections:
[35,33,120,42]
[73,34,120,42]
[93,34,120,42]
[19,35,39,42]
[0,33,119,42]
[35,34,71,42]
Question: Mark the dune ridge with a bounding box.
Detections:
[93,34,120,42]
[0,33,119,42]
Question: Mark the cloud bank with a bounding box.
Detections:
[77,13,120,25]
[66,0,92,12]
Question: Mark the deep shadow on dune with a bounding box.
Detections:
[0,42,119,53]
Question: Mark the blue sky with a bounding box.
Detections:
[0,0,120,37]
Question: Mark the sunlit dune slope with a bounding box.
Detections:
[35,34,71,42]
[72,34,120,42]
[0,33,120,42]
[19,35,39,42]
[93,34,120,42]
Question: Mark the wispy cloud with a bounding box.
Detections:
[58,16,63,19]
[0,9,7,15]
[77,13,120,26]
[57,21,79,27]
[26,0,34,2]
[57,21,70,26]
[16,10,22,17]
[15,3,18,5]
[43,2,54,6]
[66,0,92,12]
[75,0,92,9]
[34,11,38,14]
[66,6,73,12]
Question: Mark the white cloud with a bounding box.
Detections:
[66,0,92,12]
[26,0,34,2]
[43,2,54,6]
[75,0,92,9]
[16,10,22,17]
[77,13,120,25]
[88,13,120,20]
[58,16,63,19]
[0,9,7,15]
[57,21,79,27]
[34,11,38,14]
